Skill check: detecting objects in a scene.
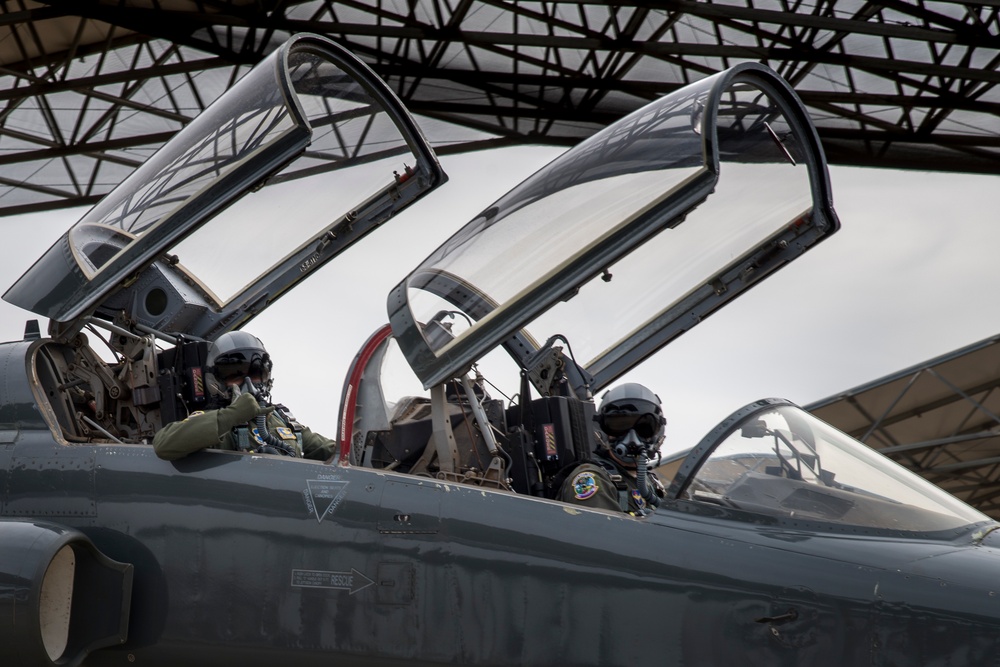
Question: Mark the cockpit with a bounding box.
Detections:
[329,58,988,536]
[5,33,444,443]
[333,322,990,536]
[330,62,833,496]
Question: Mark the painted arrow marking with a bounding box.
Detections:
[290,568,374,595]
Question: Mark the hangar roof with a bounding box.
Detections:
[2,0,1000,216]
[808,333,1000,519]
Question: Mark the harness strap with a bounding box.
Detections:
[273,403,304,453]
[234,426,252,452]
[594,458,629,512]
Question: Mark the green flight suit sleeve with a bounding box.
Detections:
[301,427,336,461]
[557,463,623,512]
[152,392,262,461]
[152,410,226,460]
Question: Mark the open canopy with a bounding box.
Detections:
[389,62,839,393]
[4,33,445,341]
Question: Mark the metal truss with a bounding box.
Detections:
[809,333,1000,518]
[2,0,1000,216]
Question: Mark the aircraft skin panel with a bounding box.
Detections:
[0,338,998,664]
[0,340,51,433]
[1,439,995,666]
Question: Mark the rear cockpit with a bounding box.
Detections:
[28,331,165,444]
[26,322,212,445]
[6,33,444,448]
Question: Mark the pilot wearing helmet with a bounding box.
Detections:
[153,331,335,461]
[557,382,666,515]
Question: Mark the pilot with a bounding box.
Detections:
[557,382,666,515]
[153,331,335,461]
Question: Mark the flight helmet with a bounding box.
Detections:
[596,382,666,460]
[206,331,273,395]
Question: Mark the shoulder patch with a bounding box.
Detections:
[182,410,205,422]
[571,471,599,500]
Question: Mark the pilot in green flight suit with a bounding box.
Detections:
[558,383,666,516]
[153,331,335,461]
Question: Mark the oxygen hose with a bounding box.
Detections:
[239,377,297,456]
[616,430,660,509]
[255,403,298,456]
[635,452,660,508]
[255,411,283,447]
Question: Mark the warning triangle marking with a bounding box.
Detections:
[305,480,349,523]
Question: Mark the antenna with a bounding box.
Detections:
[23,320,40,340]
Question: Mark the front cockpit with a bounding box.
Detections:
[335,60,993,538]
[337,325,601,496]
[337,328,995,538]
[671,399,991,536]
[344,62,841,504]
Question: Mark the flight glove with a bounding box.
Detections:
[217,391,274,435]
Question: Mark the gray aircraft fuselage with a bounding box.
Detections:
[3,341,999,667]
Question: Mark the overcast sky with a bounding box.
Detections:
[2,148,999,454]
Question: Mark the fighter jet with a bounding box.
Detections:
[1,32,998,667]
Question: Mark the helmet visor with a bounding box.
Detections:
[599,412,661,442]
[213,353,270,384]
